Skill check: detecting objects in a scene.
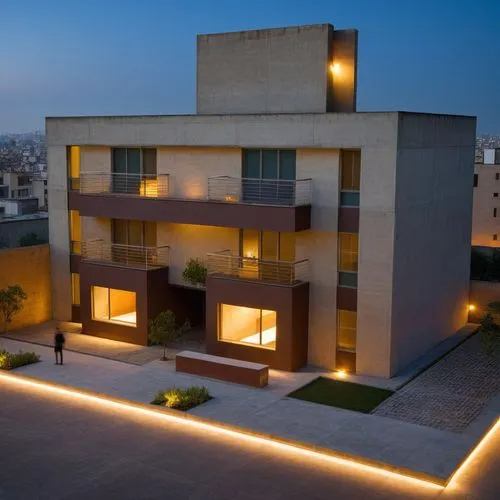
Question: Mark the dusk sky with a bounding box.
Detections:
[1,0,499,133]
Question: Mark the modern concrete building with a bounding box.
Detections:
[46,23,476,378]
[472,148,500,248]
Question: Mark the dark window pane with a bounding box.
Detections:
[473,174,478,187]
[126,149,141,175]
[279,150,296,180]
[142,149,157,176]
[340,191,360,206]
[112,219,128,245]
[338,272,358,288]
[242,149,260,178]
[262,150,278,179]
[112,149,127,174]
[341,150,361,191]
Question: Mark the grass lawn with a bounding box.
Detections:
[288,377,394,413]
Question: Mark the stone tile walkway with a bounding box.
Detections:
[5,321,205,365]
[1,336,496,481]
[373,332,500,432]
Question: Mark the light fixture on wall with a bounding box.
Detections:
[329,62,341,76]
[468,304,476,312]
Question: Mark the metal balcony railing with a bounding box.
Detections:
[206,250,309,285]
[79,173,169,198]
[207,177,312,206]
[81,239,169,269]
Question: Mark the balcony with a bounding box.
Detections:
[81,239,169,270]
[206,250,309,286]
[80,173,170,197]
[69,173,311,231]
[207,176,312,206]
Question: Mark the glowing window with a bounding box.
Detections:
[337,310,357,352]
[92,286,136,326]
[340,150,361,191]
[219,304,276,350]
[71,273,80,306]
[338,233,359,273]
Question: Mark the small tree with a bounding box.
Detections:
[149,310,189,361]
[0,285,28,333]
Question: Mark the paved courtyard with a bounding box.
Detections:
[6,321,205,365]
[373,333,500,432]
[1,383,500,500]
[0,335,497,482]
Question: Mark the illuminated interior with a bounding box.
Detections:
[220,304,277,349]
[139,179,158,197]
[92,286,137,326]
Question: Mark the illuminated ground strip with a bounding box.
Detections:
[1,372,497,491]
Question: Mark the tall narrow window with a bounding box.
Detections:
[69,210,81,254]
[67,146,80,190]
[494,234,498,241]
[338,232,359,288]
[496,173,500,181]
[71,273,80,306]
[473,174,478,187]
[494,208,497,218]
[337,309,357,352]
[340,150,361,206]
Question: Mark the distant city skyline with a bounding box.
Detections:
[1,0,499,133]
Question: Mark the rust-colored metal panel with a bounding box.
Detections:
[337,286,357,311]
[205,276,309,371]
[338,206,360,233]
[73,193,311,232]
[69,253,81,274]
[176,354,268,388]
[71,305,81,323]
[79,262,170,345]
[336,350,356,373]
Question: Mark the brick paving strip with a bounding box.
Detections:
[372,333,500,433]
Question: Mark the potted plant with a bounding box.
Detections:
[182,258,207,287]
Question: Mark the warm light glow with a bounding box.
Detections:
[111,312,137,324]
[241,326,276,346]
[336,369,347,379]
[139,179,158,197]
[330,62,341,75]
[447,417,500,487]
[224,195,238,203]
[468,304,476,312]
[0,372,445,490]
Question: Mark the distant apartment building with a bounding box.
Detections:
[472,148,500,248]
[47,24,476,378]
[0,171,47,216]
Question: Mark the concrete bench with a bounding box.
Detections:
[175,351,269,388]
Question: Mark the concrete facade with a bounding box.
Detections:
[197,24,357,115]
[47,111,475,377]
[45,23,476,378]
[0,245,51,331]
[472,161,500,248]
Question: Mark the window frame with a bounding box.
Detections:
[337,309,357,352]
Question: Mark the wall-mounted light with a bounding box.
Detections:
[468,304,476,312]
[329,63,341,76]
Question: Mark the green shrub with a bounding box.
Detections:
[182,258,207,286]
[151,386,211,411]
[0,349,40,370]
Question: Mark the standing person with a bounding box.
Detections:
[54,326,65,365]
